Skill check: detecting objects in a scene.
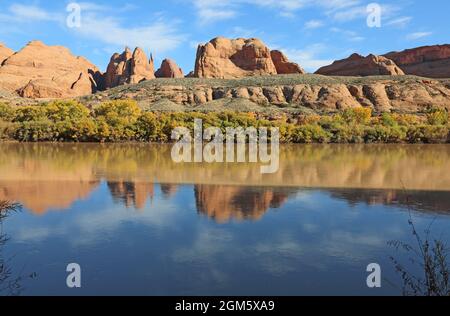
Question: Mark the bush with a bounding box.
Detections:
[365,125,407,143]
[343,107,372,125]
[135,112,159,142]
[407,125,449,143]
[94,100,142,141]
[14,120,56,142]
[426,107,449,125]
[292,124,331,143]
[0,103,15,122]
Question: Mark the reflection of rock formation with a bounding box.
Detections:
[0,180,99,215]
[107,182,154,210]
[194,185,293,223]
[329,189,450,215]
[160,184,179,198]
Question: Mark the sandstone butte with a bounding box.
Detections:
[103,47,155,89]
[0,41,100,98]
[315,53,405,76]
[0,43,14,64]
[384,44,450,78]
[155,59,184,78]
[194,37,305,79]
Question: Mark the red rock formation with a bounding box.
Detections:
[316,53,404,77]
[0,43,14,64]
[270,50,305,74]
[194,37,274,78]
[384,44,450,78]
[0,41,100,98]
[103,47,155,89]
[155,59,184,78]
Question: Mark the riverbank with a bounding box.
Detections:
[0,99,449,143]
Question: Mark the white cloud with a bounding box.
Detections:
[330,27,365,42]
[73,13,185,55]
[406,32,433,40]
[280,44,333,72]
[385,16,412,28]
[191,0,365,23]
[304,20,325,30]
[0,4,63,23]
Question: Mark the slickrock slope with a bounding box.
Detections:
[0,41,100,98]
[155,59,184,78]
[85,75,450,113]
[384,45,450,78]
[103,47,155,89]
[0,43,14,64]
[316,53,405,77]
[194,37,303,78]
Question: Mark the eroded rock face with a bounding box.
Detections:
[0,41,100,98]
[155,59,184,78]
[270,50,305,75]
[0,43,14,64]
[194,37,303,78]
[103,47,155,89]
[316,53,405,76]
[384,45,450,78]
[93,77,450,112]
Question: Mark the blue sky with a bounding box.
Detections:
[0,0,448,72]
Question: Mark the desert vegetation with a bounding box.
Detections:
[0,100,449,143]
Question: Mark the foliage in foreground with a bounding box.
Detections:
[389,215,450,296]
[0,100,449,143]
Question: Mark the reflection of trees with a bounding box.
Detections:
[329,189,450,216]
[0,201,35,296]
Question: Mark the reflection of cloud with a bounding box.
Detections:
[172,228,234,264]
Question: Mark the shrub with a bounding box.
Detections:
[94,100,142,141]
[292,124,331,143]
[135,112,159,142]
[426,107,449,125]
[407,125,449,143]
[365,125,407,143]
[14,120,56,142]
[330,124,365,143]
[343,107,372,125]
[0,103,15,122]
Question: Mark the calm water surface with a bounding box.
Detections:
[0,143,449,296]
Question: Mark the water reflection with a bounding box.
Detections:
[0,143,449,220]
[0,143,449,295]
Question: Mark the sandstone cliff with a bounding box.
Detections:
[0,41,100,98]
[155,59,184,78]
[103,47,155,89]
[194,37,303,78]
[384,44,450,78]
[315,53,404,77]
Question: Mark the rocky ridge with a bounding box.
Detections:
[84,75,450,113]
[316,53,405,76]
[0,41,100,98]
[384,44,450,78]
